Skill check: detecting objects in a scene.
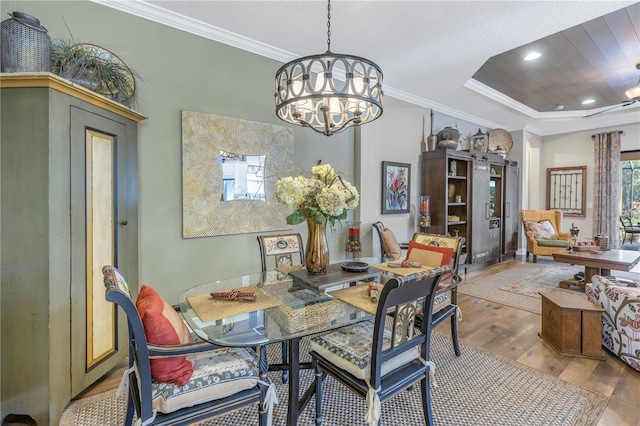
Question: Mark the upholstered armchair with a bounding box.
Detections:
[586,275,640,372]
[521,210,571,262]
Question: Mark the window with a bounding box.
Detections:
[620,150,640,223]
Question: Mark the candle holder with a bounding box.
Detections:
[419,195,431,232]
[345,221,362,258]
[569,223,579,252]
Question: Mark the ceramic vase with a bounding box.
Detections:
[305,217,329,274]
[447,183,456,201]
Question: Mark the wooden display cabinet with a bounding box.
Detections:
[421,147,519,269]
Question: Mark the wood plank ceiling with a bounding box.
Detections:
[472,3,640,113]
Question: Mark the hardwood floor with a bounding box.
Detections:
[74,256,640,425]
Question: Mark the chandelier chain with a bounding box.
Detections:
[326,0,331,52]
[274,0,383,136]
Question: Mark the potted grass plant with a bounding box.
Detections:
[50,39,140,108]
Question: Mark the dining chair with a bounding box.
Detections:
[102,265,275,426]
[310,271,443,426]
[256,233,305,383]
[372,221,409,259]
[410,233,465,357]
[257,233,305,273]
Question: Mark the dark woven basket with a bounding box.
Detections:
[1,12,51,72]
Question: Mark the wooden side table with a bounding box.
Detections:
[539,288,604,359]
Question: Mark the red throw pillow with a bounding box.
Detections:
[406,241,454,268]
[136,285,194,386]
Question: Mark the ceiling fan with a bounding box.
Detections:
[584,60,640,118]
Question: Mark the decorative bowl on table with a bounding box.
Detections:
[341,262,369,272]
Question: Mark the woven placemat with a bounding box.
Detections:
[186,286,282,322]
[275,264,305,274]
[371,262,434,276]
[330,284,382,314]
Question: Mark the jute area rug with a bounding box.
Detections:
[458,262,639,314]
[60,333,607,426]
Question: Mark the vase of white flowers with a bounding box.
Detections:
[275,164,359,274]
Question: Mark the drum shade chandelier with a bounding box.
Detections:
[274,0,383,136]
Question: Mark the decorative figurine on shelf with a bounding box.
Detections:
[449,160,457,176]
[569,223,579,252]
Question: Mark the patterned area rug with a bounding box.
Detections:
[497,264,584,297]
[459,262,640,314]
[60,333,607,426]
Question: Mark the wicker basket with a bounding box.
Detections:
[269,299,355,334]
[261,281,356,334]
[1,12,51,72]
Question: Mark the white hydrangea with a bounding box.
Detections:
[275,176,310,206]
[317,185,347,217]
[275,163,359,224]
[311,164,335,182]
[341,182,360,210]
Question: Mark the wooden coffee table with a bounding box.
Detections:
[552,249,640,289]
[539,288,604,359]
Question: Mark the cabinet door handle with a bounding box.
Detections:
[485,203,490,219]
[120,221,128,226]
[506,202,510,218]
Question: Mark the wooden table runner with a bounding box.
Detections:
[186,285,282,322]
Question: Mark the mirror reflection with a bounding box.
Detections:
[219,152,266,201]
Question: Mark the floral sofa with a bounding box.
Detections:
[585,275,640,372]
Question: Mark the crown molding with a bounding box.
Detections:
[93,0,510,132]
[92,0,292,63]
[383,86,505,130]
[465,78,640,120]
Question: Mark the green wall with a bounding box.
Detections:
[2,0,355,302]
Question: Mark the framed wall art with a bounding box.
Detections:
[546,166,587,217]
[382,161,411,214]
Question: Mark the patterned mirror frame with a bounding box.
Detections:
[182,111,294,237]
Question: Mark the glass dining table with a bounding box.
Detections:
[177,257,451,425]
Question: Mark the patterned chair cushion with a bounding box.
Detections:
[151,347,260,413]
[432,291,451,313]
[585,275,640,372]
[309,320,420,380]
[524,220,558,240]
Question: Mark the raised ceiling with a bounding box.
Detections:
[472,3,640,114]
[96,0,640,136]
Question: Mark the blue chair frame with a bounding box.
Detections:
[102,265,269,426]
[310,272,442,426]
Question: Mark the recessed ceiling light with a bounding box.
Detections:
[582,99,595,105]
[554,105,564,111]
[524,52,541,61]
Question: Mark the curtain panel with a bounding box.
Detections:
[592,132,621,248]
